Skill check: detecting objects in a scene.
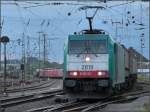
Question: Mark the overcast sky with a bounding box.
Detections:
[1,1,149,63]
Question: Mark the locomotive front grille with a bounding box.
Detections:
[78,80,97,91]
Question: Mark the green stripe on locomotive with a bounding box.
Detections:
[63,42,68,80]
[108,37,116,87]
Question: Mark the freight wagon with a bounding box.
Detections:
[39,68,63,78]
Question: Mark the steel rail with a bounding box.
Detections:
[0,80,58,103]
[82,90,150,112]
[0,89,63,108]
[25,100,77,112]
[62,90,150,112]
[45,101,88,112]
[6,79,58,93]
[82,96,138,112]
[22,89,150,112]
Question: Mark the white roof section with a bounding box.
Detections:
[138,69,150,73]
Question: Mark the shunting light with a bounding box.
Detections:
[85,57,90,62]
[98,72,102,76]
[73,72,77,76]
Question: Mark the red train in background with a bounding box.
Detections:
[39,68,63,78]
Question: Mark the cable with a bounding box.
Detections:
[108,1,135,8]
[23,3,51,9]
[23,8,45,20]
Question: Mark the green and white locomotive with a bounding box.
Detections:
[63,18,137,98]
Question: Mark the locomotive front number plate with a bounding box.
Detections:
[82,65,93,70]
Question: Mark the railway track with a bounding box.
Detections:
[25,100,88,112]
[5,79,60,93]
[1,82,149,112]
[0,79,42,91]
[0,89,64,109]
[0,79,61,105]
[80,91,150,112]
[25,89,150,112]
[68,90,150,112]
[137,81,150,86]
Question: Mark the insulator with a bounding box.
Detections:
[142,43,145,48]
[140,38,144,41]
[68,12,71,16]
[132,16,135,19]
[104,0,107,3]
[127,11,130,14]
[103,21,107,24]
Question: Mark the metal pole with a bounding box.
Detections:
[0,4,1,72]
[39,36,40,66]
[21,33,25,95]
[3,43,7,95]
[0,0,1,72]
[112,21,121,41]
[0,32,2,72]
[0,17,4,72]
[0,22,3,72]
[27,36,30,80]
[43,33,46,68]
[21,63,25,96]
[38,32,42,82]
[0,42,1,71]
[139,36,142,81]
[140,34,145,82]
[43,33,48,80]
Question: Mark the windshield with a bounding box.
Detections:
[68,40,107,54]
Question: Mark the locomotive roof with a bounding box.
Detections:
[68,33,110,40]
[75,29,109,35]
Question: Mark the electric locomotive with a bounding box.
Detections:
[63,17,137,98]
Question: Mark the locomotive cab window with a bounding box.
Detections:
[68,40,107,54]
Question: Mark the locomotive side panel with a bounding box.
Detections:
[132,58,137,74]
[114,44,125,84]
[108,37,115,87]
[129,53,137,74]
[124,49,130,77]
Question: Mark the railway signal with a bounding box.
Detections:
[1,35,10,96]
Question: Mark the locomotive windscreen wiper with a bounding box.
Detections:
[76,47,88,57]
[76,47,98,57]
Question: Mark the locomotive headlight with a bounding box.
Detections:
[98,72,102,76]
[85,57,90,62]
[73,72,77,76]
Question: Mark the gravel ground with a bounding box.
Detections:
[3,97,57,112]
[0,79,63,98]
[1,81,149,112]
[101,95,150,112]
[100,82,150,112]
[0,79,63,112]
[3,95,150,112]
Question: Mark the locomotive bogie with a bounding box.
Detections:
[64,78,110,92]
